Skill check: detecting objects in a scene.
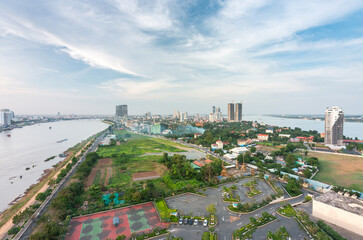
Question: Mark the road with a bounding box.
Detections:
[16,131,107,240]
[138,132,236,166]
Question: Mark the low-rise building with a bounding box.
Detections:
[230,147,248,155]
[151,124,167,134]
[237,139,253,146]
[266,127,274,133]
[289,138,300,143]
[313,191,363,236]
[296,136,314,142]
[257,134,269,141]
[194,133,202,138]
[224,153,238,160]
[275,156,285,165]
[216,140,224,149]
[279,134,291,138]
[101,134,117,145]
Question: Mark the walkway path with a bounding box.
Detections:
[0,139,93,239]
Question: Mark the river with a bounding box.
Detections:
[243,115,363,139]
[0,119,109,213]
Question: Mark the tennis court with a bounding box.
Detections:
[66,202,167,240]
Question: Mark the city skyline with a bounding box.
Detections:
[1,1,363,115]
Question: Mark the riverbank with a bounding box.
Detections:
[265,114,363,123]
[243,114,363,140]
[0,119,109,213]
[0,132,100,238]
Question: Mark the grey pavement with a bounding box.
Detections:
[251,215,308,240]
[165,177,316,240]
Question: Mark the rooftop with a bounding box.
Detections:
[314,191,363,216]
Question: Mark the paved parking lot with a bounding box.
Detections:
[164,178,320,240]
[231,178,276,203]
[251,215,309,239]
[165,193,214,217]
[165,177,277,218]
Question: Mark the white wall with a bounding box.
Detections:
[313,199,363,236]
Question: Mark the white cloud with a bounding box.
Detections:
[0,13,140,76]
[0,0,363,114]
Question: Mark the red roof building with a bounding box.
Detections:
[192,160,205,168]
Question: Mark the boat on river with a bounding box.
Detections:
[56,138,68,143]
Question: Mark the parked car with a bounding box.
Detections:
[179,218,183,225]
[203,219,208,227]
[194,219,198,226]
[184,218,188,225]
[188,219,193,225]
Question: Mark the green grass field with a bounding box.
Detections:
[97,131,187,189]
[309,152,363,192]
[98,132,185,157]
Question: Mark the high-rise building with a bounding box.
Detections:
[145,112,151,119]
[180,111,187,122]
[0,109,14,126]
[235,102,242,122]
[324,106,344,145]
[115,105,128,118]
[209,113,215,122]
[228,103,234,122]
[212,106,216,113]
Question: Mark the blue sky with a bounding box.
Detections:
[0,0,362,115]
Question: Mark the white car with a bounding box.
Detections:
[203,219,208,227]
[194,219,198,226]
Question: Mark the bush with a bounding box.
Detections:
[202,231,210,240]
[317,220,346,240]
[303,195,312,203]
[29,221,64,240]
[75,152,99,180]
[36,188,53,202]
[8,226,21,235]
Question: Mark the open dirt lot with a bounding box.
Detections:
[133,171,160,181]
[86,158,113,188]
[309,152,363,192]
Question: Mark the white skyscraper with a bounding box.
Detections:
[324,106,344,145]
[209,113,215,122]
[0,109,14,126]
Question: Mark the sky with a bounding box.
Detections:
[0,0,363,115]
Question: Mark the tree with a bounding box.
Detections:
[302,168,312,178]
[116,234,126,240]
[131,191,141,202]
[283,174,289,182]
[89,185,102,200]
[250,146,256,153]
[237,203,243,211]
[206,203,217,215]
[286,178,301,196]
[161,152,169,163]
[262,211,269,218]
[285,154,296,166]
[249,217,257,224]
